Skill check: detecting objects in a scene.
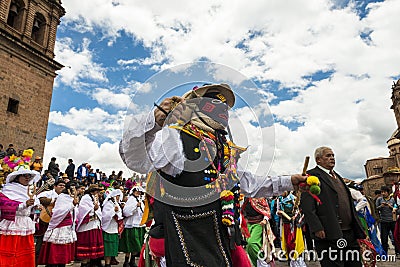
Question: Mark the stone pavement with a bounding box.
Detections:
[43,249,399,267]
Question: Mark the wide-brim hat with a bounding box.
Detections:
[62,173,68,178]
[88,184,101,193]
[182,83,235,108]
[130,185,145,195]
[6,168,40,184]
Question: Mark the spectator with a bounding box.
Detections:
[61,173,70,183]
[109,171,116,181]
[95,169,102,183]
[370,189,382,223]
[116,171,123,182]
[0,144,6,159]
[376,186,400,254]
[125,178,134,191]
[30,156,43,173]
[6,143,16,156]
[47,157,59,180]
[65,159,75,180]
[87,168,96,185]
[77,162,88,182]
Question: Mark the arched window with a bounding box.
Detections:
[32,13,46,45]
[7,0,25,32]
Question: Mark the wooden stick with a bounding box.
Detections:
[294,156,310,211]
[278,210,292,221]
[302,156,310,176]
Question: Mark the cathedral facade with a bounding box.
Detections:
[0,0,65,157]
[363,79,400,197]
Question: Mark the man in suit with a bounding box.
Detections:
[300,146,366,267]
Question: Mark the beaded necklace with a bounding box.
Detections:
[170,123,246,227]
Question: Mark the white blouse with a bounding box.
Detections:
[0,203,35,235]
[123,195,145,228]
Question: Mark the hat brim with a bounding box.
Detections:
[130,186,145,194]
[6,169,39,184]
[88,187,101,192]
[183,84,235,108]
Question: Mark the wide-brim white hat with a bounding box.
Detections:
[6,167,40,184]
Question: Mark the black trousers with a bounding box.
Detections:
[314,230,362,267]
[380,221,399,253]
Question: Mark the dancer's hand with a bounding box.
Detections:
[315,230,325,239]
[291,174,307,191]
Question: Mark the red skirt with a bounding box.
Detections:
[0,234,35,267]
[76,229,104,259]
[37,242,75,265]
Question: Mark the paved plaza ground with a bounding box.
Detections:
[49,248,398,267]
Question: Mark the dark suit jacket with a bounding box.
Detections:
[300,166,366,240]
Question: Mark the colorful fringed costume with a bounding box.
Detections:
[242,197,275,266]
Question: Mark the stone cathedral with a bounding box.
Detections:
[0,0,65,158]
[362,79,400,197]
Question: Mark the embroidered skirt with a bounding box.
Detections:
[119,227,145,253]
[0,234,35,267]
[76,228,104,259]
[156,200,232,267]
[103,232,119,257]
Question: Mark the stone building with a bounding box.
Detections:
[362,80,400,197]
[0,0,65,158]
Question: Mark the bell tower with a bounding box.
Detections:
[391,79,400,129]
[0,0,65,158]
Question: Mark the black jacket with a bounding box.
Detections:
[65,163,75,178]
[300,166,366,240]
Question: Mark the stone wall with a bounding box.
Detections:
[0,0,64,158]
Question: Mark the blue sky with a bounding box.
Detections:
[44,0,400,179]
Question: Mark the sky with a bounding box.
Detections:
[43,0,400,181]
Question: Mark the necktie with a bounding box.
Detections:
[329,170,336,179]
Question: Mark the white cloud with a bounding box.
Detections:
[54,38,108,87]
[268,73,395,178]
[58,1,400,85]
[49,107,125,142]
[92,88,132,109]
[121,81,153,94]
[45,0,400,180]
[43,132,136,178]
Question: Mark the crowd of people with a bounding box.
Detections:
[1,83,400,267]
[0,149,147,267]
